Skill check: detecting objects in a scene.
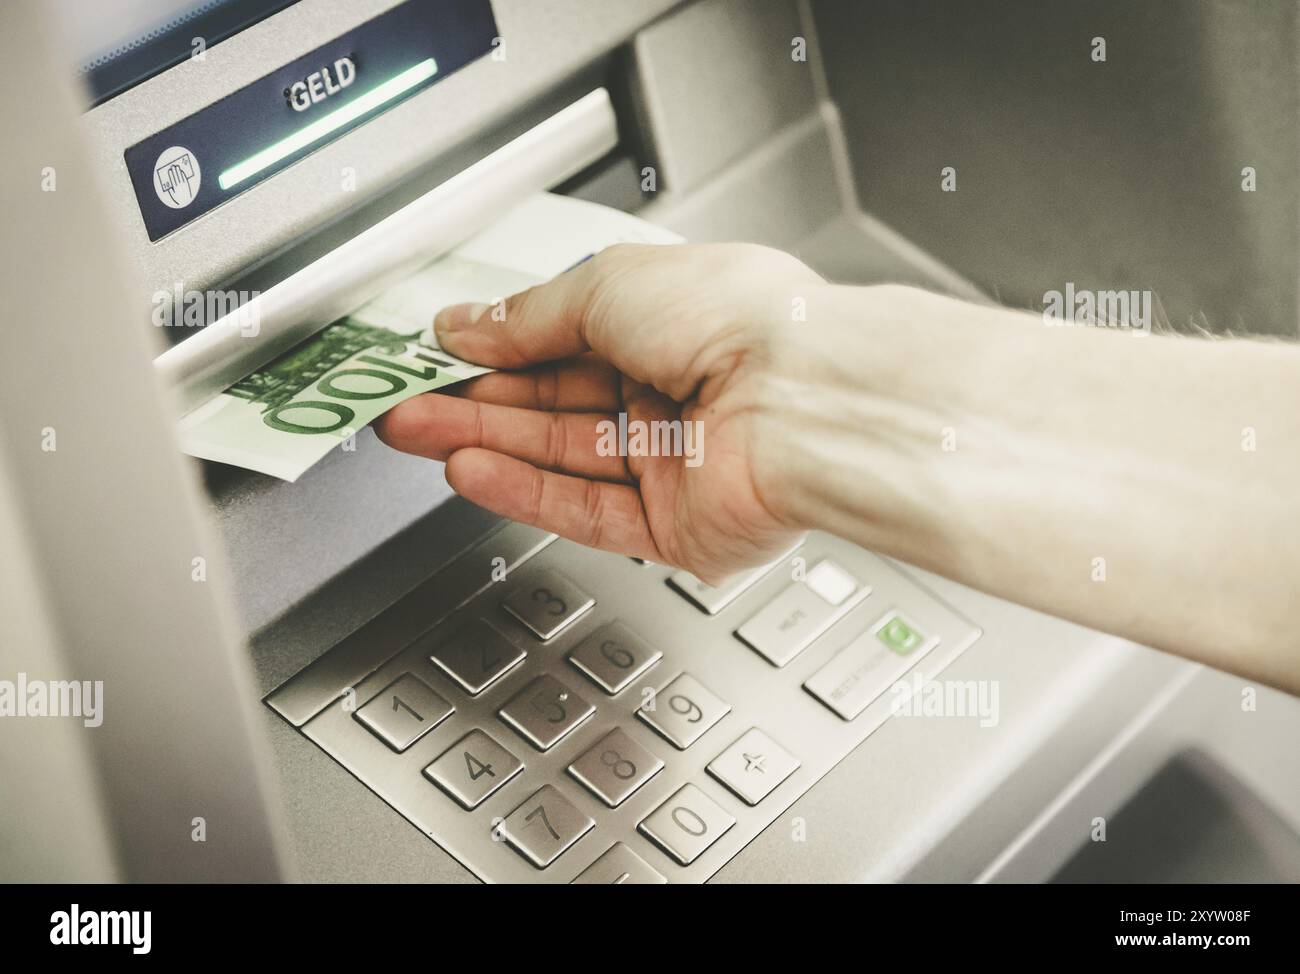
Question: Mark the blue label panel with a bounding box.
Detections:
[125,0,497,241]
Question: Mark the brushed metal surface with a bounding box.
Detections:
[265,519,554,726]
[2,0,288,882]
[630,0,817,193]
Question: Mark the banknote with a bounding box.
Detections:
[177,257,539,481]
[176,193,683,482]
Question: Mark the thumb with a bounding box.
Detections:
[431,241,815,400]
[432,247,624,369]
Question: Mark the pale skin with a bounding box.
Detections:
[375,243,1300,694]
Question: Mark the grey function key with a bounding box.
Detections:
[667,540,803,614]
[805,609,939,720]
[735,558,866,666]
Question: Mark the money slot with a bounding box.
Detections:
[154,88,619,415]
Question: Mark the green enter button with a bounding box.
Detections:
[876,613,927,655]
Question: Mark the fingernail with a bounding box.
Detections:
[434,302,489,342]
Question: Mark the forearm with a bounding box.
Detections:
[765,284,1300,691]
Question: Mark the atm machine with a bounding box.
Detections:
[4,0,1300,884]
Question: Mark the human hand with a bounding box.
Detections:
[375,243,825,583]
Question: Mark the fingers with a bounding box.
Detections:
[445,448,663,561]
[432,242,816,401]
[431,258,601,368]
[375,393,631,482]
[451,354,620,412]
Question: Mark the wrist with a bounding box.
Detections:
[755,285,1006,569]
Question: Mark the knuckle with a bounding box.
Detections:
[581,251,646,338]
[536,368,560,411]
[544,411,568,470]
[524,467,546,525]
[501,287,536,328]
[580,479,607,548]
[469,399,486,449]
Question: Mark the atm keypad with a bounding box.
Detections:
[274,528,982,883]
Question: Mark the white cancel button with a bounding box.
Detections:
[153,145,201,209]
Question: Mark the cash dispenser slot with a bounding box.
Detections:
[154,87,618,414]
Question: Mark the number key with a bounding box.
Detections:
[638,784,736,866]
[568,621,662,694]
[567,727,663,807]
[572,843,666,884]
[353,673,453,752]
[426,617,525,695]
[423,729,523,809]
[500,784,594,868]
[637,673,730,749]
[501,569,594,640]
[498,674,595,750]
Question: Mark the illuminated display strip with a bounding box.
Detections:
[218,57,439,190]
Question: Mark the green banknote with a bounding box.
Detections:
[177,256,539,481]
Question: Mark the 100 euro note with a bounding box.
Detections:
[175,257,539,482]
[174,194,683,482]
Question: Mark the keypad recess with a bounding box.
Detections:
[266,525,981,883]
